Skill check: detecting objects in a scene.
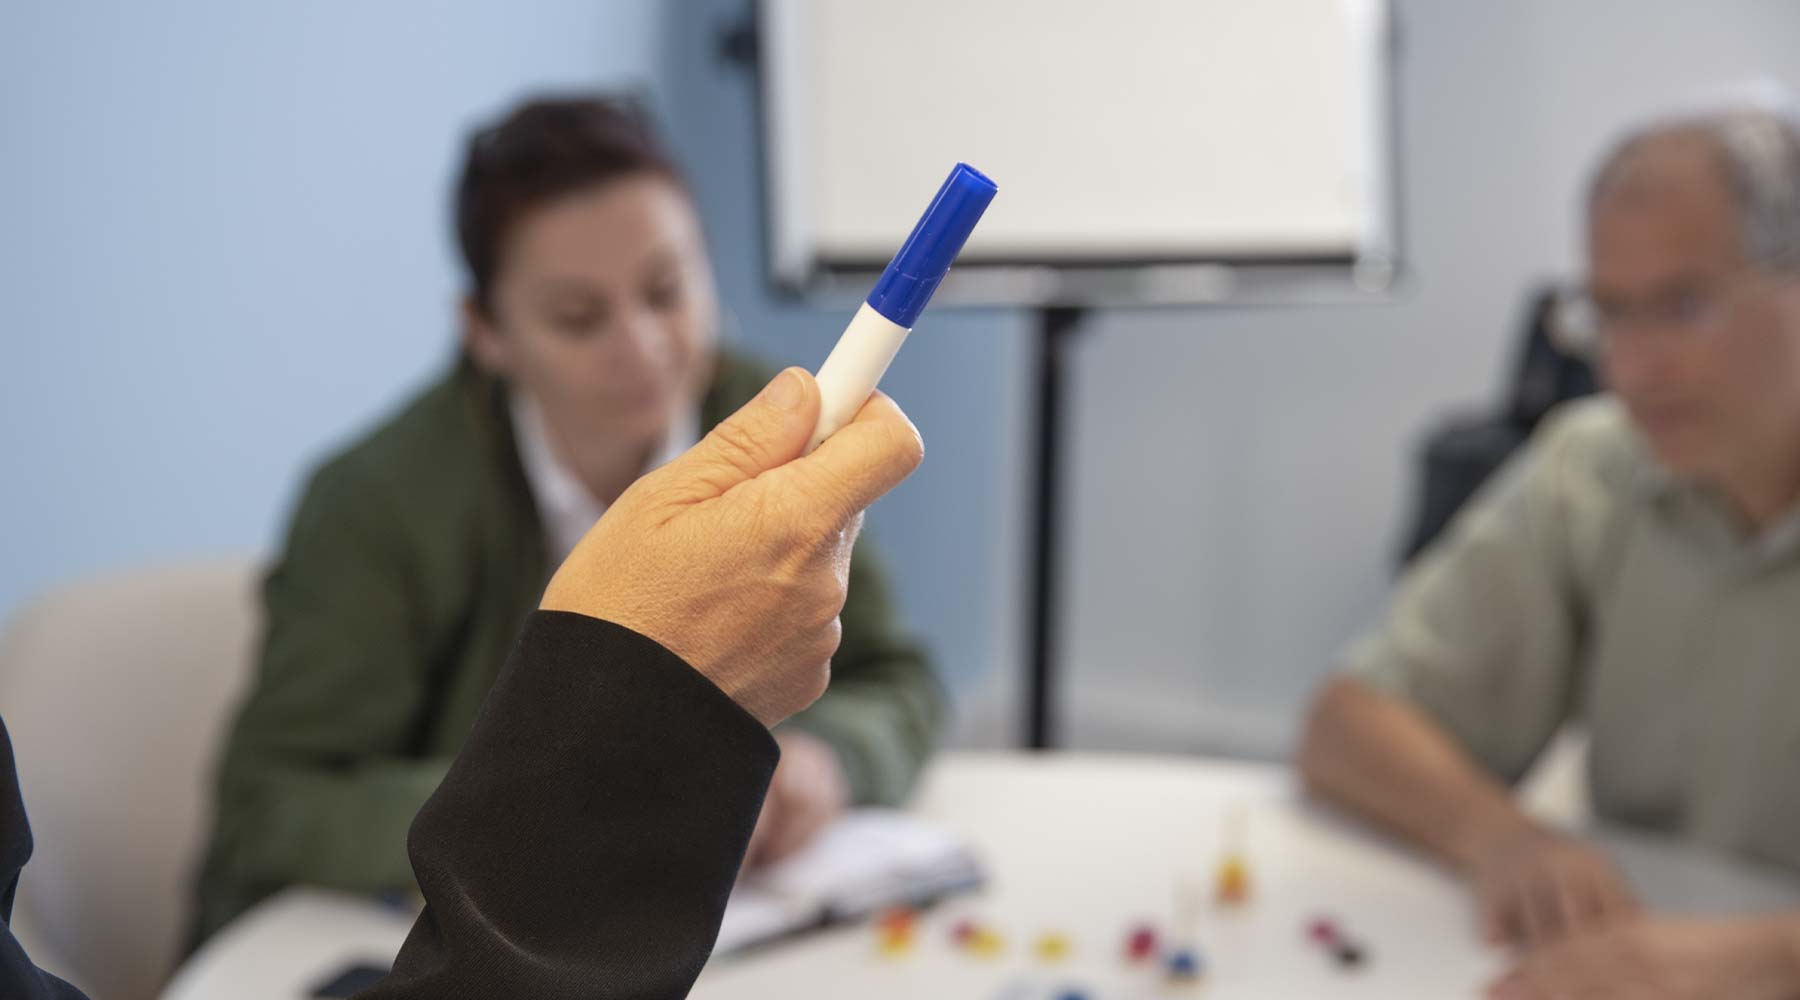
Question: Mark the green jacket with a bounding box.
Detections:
[192,351,944,945]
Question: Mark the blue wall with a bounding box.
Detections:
[0,2,662,610]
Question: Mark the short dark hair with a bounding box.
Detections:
[455,95,685,315]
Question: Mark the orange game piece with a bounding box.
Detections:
[877,907,918,935]
[1215,853,1251,906]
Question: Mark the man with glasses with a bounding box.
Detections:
[1299,106,1800,1000]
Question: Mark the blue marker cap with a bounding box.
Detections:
[865,162,998,328]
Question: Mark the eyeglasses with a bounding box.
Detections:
[1553,266,1794,359]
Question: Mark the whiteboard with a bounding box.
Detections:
[759,0,1395,300]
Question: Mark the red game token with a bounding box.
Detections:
[1125,924,1158,961]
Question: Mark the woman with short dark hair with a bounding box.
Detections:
[190,96,944,946]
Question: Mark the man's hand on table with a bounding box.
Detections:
[1468,823,1641,948]
[1488,914,1800,1000]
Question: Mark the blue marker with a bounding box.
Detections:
[807,162,997,452]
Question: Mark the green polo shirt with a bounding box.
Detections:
[1348,396,1800,872]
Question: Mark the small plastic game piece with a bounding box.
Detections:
[970,926,1006,958]
[1034,932,1072,962]
[877,907,918,935]
[1125,924,1158,962]
[1215,853,1251,905]
[1166,947,1202,980]
[1335,942,1366,968]
[1307,916,1341,945]
[951,919,979,947]
[873,907,918,958]
[1055,990,1090,1000]
[1215,806,1254,906]
[877,924,914,957]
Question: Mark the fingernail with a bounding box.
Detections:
[762,368,805,411]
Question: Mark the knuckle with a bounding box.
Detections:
[806,574,849,626]
[799,658,831,706]
[802,619,842,668]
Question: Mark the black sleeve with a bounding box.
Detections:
[356,611,780,1000]
[0,718,88,1000]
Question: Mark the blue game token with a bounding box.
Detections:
[1166,947,1204,978]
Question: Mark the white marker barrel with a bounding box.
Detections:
[807,302,910,454]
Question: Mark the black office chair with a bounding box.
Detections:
[1397,285,1600,567]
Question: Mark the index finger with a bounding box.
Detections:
[785,391,924,523]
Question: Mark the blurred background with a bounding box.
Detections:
[9,0,1800,754]
[10,1,1800,998]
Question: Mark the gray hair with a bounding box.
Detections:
[1588,104,1800,271]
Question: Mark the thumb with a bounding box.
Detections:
[670,367,821,497]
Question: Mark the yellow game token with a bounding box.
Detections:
[1034,931,1072,962]
[877,925,914,957]
[970,927,1006,958]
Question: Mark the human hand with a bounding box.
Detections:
[1470,826,1639,947]
[541,367,922,727]
[1487,915,1800,1000]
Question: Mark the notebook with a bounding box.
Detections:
[714,809,985,954]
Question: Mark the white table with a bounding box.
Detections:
[162,752,1800,1000]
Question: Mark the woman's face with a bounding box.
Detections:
[466,173,718,489]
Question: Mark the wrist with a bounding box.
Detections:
[1446,793,1541,873]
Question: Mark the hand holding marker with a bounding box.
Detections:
[807,163,998,453]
